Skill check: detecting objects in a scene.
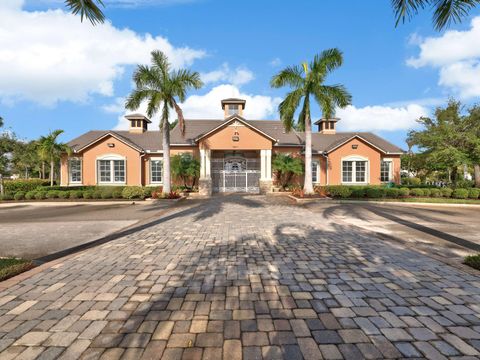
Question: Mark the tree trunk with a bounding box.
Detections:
[303,116,314,194]
[41,162,45,179]
[451,166,458,185]
[474,164,480,188]
[50,159,54,187]
[162,117,171,194]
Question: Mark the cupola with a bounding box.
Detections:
[314,118,339,135]
[221,98,246,119]
[125,114,151,133]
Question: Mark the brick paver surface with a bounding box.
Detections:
[1,195,480,359]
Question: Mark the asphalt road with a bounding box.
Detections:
[0,201,173,260]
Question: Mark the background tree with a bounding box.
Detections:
[464,104,480,187]
[271,48,351,194]
[37,130,71,186]
[11,141,41,179]
[66,0,105,25]
[272,154,304,190]
[392,0,480,30]
[171,153,200,188]
[126,50,202,194]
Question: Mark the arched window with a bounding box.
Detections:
[96,154,126,184]
[341,156,369,184]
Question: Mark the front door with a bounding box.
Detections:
[212,156,260,193]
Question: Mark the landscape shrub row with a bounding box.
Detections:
[321,185,480,199]
[0,186,161,201]
[3,179,51,193]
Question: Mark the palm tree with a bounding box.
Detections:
[271,49,352,194]
[0,116,3,128]
[392,0,480,30]
[37,130,71,186]
[65,0,105,25]
[125,50,203,194]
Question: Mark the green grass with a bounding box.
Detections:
[464,254,480,270]
[0,258,35,282]
[341,197,480,204]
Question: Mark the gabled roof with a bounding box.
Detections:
[310,132,404,154]
[193,115,277,143]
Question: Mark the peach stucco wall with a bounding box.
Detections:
[199,125,272,150]
[327,137,400,185]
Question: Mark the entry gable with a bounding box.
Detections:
[75,131,144,154]
[194,115,277,143]
[325,134,403,155]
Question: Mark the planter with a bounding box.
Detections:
[288,194,332,203]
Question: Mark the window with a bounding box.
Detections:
[312,161,319,183]
[381,161,392,182]
[69,159,82,183]
[342,159,368,184]
[97,158,126,184]
[150,159,163,183]
[228,104,239,115]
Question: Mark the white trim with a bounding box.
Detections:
[326,135,402,155]
[95,154,127,185]
[341,156,370,185]
[149,157,163,185]
[195,116,277,143]
[76,132,144,153]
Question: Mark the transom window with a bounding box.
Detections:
[97,158,125,184]
[312,161,319,183]
[150,159,163,183]
[69,159,82,183]
[342,159,368,184]
[228,104,239,115]
[381,160,392,182]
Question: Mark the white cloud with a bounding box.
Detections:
[336,104,428,132]
[0,1,205,106]
[200,63,254,86]
[269,58,282,67]
[407,16,480,99]
[112,84,281,129]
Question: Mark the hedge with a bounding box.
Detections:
[452,188,469,199]
[3,179,50,193]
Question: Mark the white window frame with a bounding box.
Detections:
[380,158,393,183]
[341,156,369,185]
[312,160,320,184]
[228,104,239,116]
[149,157,163,185]
[68,157,82,184]
[96,154,126,185]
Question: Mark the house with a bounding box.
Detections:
[61,98,403,195]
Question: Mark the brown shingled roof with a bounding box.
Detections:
[68,118,403,155]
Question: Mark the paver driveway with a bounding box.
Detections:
[1,195,480,359]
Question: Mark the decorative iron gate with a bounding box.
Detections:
[212,157,260,193]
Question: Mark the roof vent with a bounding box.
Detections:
[125,114,152,134]
[221,98,246,119]
[314,118,339,135]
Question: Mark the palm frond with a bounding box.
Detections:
[270,65,305,89]
[278,88,304,132]
[65,0,105,25]
[313,85,352,118]
[310,48,343,78]
[151,50,170,78]
[125,89,156,111]
[170,69,203,102]
[392,0,429,26]
[297,95,311,132]
[172,99,186,135]
[432,0,480,30]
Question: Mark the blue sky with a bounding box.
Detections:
[1,0,480,149]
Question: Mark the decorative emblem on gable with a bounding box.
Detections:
[229,120,244,127]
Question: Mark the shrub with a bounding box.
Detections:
[452,188,469,199]
[350,187,366,198]
[14,191,25,201]
[142,187,154,198]
[35,191,47,200]
[272,154,304,190]
[441,188,453,198]
[112,188,123,199]
[83,190,94,199]
[468,188,480,199]
[101,191,113,199]
[410,188,425,197]
[365,187,386,198]
[455,179,474,189]
[422,188,431,197]
[121,186,145,199]
[429,188,442,198]
[58,191,70,199]
[46,190,60,199]
[398,188,410,197]
[385,188,400,198]
[464,254,480,270]
[164,190,181,199]
[93,190,103,199]
[69,190,83,199]
[171,153,201,189]
[402,177,421,186]
[0,194,14,201]
[4,179,50,193]
[326,186,352,198]
[25,191,36,200]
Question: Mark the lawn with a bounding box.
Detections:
[0,258,35,282]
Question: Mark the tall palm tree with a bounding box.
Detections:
[37,130,71,186]
[392,0,480,30]
[125,50,203,194]
[271,49,352,194]
[65,0,105,25]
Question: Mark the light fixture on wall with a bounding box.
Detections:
[352,144,358,149]
[107,143,115,148]
[232,129,240,142]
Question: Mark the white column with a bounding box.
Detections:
[265,149,272,181]
[205,149,211,177]
[260,150,266,180]
[200,148,211,179]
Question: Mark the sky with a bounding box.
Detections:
[1,0,480,149]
